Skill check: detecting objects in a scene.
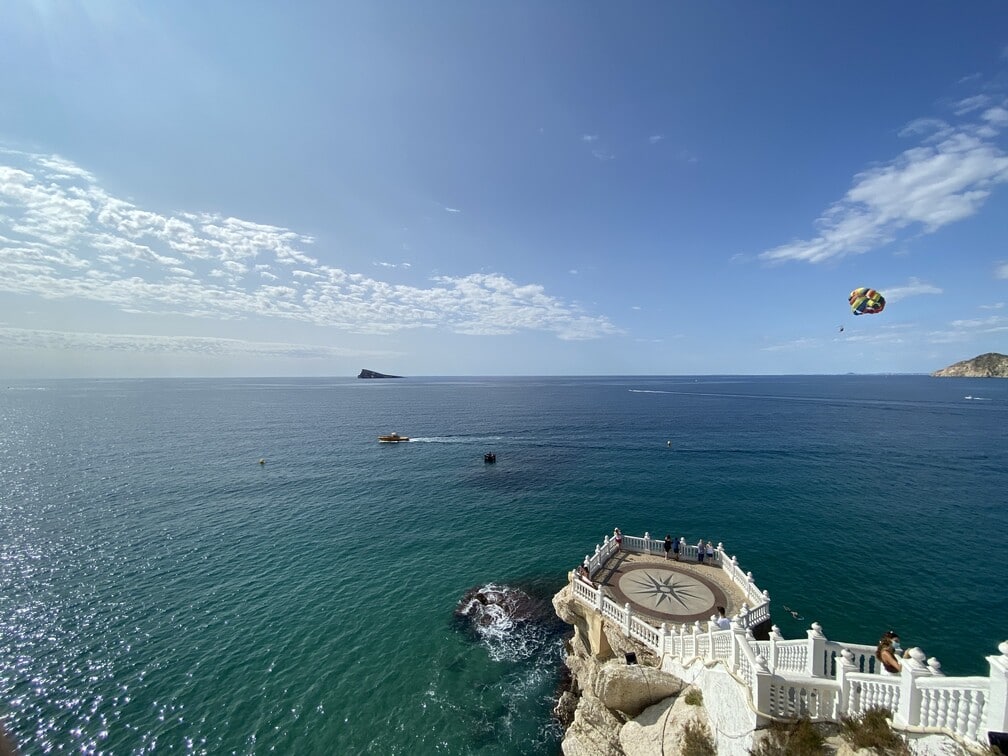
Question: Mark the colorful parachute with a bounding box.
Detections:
[849,287,885,316]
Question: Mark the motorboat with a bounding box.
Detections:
[484,452,496,463]
[378,433,410,443]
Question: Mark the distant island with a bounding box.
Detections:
[931,352,1008,378]
[357,369,403,379]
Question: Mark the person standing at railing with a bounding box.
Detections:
[673,536,682,561]
[663,534,673,560]
[696,539,705,564]
[613,527,622,552]
[705,541,714,564]
[715,606,731,630]
[876,630,903,673]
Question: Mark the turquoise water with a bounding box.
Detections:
[1,376,1006,753]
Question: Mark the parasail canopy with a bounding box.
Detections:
[849,287,885,316]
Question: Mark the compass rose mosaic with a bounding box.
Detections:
[612,566,726,621]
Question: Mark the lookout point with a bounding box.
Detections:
[553,531,1008,755]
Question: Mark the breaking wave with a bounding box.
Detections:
[454,583,565,663]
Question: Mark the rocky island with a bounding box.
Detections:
[357,369,403,379]
[931,352,1008,378]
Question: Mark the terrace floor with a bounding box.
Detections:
[591,551,753,628]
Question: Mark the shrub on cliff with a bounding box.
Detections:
[749,717,824,755]
[839,707,909,754]
[681,720,716,756]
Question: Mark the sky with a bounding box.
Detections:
[1,2,1007,378]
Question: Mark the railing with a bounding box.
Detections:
[568,532,1008,748]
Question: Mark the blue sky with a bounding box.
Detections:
[1,2,1007,377]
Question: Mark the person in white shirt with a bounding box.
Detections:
[715,606,732,630]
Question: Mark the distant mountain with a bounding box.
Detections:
[931,353,1008,378]
[357,369,403,379]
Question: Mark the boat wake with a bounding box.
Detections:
[963,396,991,401]
[628,389,674,394]
[454,583,565,662]
[409,436,505,444]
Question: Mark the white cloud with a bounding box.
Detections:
[996,262,1008,279]
[979,302,1005,310]
[760,118,1008,263]
[953,95,991,115]
[591,149,615,161]
[881,277,942,303]
[0,326,391,359]
[898,118,950,139]
[649,135,664,144]
[582,134,599,142]
[761,337,819,352]
[0,149,618,341]
[982,107,1008,127]
[443,206,461,213]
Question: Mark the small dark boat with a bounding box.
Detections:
[484,452,496,463]
[378,433,410,443]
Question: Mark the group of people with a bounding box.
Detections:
[660,534,716,564]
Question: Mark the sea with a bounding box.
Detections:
[1,375,1005,754]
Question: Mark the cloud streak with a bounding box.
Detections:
[0,149,620,341]
[0,326,392,359]
[881,277,942,303]
[760,112,1008,264]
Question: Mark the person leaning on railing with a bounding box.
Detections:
[876,630,903,673]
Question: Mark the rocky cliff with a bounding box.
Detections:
[552,584,706,755]
[931,352,1008,378]
[357,369,403,379]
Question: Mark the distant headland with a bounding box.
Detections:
[932,352,1008,378]
[357,369,403,379]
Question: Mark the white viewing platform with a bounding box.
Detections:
[567,531,1008,751]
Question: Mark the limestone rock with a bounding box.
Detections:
[594,662,684,717]
[620,692,709,756]
[562,691,627,756]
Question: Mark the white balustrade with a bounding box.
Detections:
[563,532,1008,747]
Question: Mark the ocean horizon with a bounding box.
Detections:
[2,374,1005,753]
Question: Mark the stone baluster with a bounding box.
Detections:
[738,603,749,630]
[986,641,1008,735]
[967,691,984,742]
[895,647,931,727]
[660,623,670,658]
[937,688,949,733]
[834,649,858,719]
[716,542,725,566]
[643,531,651,555]
[926,657,943,677]
[594,584,604,611]
[806,622,827,677]
[746,571,756,601]
[730,618,746,672]
[693,620,702,659]
[753,653,772,726]
[623,603,632,636]
[767,624,783,673]
[924,686,938,728]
